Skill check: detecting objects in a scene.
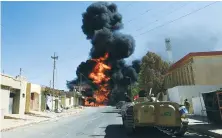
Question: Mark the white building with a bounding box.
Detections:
[167,85,222,116]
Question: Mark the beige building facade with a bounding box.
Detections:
[25,83,41,113]
[0,74,27,116]
[165,51,222,89]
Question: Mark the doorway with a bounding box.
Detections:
[30,92,40,111]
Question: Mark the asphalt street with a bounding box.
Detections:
[2,106,213,138]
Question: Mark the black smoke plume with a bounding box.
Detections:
[67,2,141,102]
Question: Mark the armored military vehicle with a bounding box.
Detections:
[121,88,189,136]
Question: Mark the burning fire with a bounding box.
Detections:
[85,53,111,106]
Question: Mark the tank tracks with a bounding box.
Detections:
[122,106,135,135]
[156,121,188,137]
[122,105,188,136]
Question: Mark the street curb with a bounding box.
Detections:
[0,118,51,132]
[189,127,222,138]
[0,109,84,132]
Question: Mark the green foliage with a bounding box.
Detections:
[138,52,169,96]
[131,82,140,98]
[42,87,66,97]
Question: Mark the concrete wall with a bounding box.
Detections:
[41,93,46,111]
[192,96,207,116]
[65,97,74,108]
[25,83,41,112]
[1,88,10,115]
[30,84,41,95]
[193,56,222,85]
[61,95,66,107]
[65,98,70,107]
[167,85,222,105]
[167,85,222,114]
[1,74,27,115]
[167,87,181,104]
[70,97,74,106]
[1,74,21,89]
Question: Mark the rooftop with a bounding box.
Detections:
[167,51,222,73]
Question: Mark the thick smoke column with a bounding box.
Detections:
[67,2,141,103]
[82,2,123,40]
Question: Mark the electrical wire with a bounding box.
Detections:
[124,2,176,26]
[135,2,189,32]
[135,1,219,38]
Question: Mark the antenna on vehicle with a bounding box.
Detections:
[149,88,152,95]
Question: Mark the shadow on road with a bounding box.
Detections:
[91,125,213,138]
[91,125,170,138]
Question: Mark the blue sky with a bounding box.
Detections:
[1,1,222,90]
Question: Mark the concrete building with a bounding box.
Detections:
[1,74,27,117]
[25,83,41,113]
[165,51,222,88]
[167,85,222,114]
[165,51,222,115]
[40,86,66,111]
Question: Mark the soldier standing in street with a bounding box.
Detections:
[184,99,190,113]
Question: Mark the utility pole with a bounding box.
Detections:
[51,52,58,111]
[165,38,173,64]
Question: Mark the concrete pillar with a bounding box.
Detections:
[41,93,46,111]
[25,83,31,113]
[19,81,27,114]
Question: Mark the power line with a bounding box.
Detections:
[136,1,219,38]
[135,2,189,32]
[124,2,176,26]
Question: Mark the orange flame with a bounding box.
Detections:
[86,53,111,106]
[84,97,96,106]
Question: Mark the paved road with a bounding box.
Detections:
[2,106,212,138]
